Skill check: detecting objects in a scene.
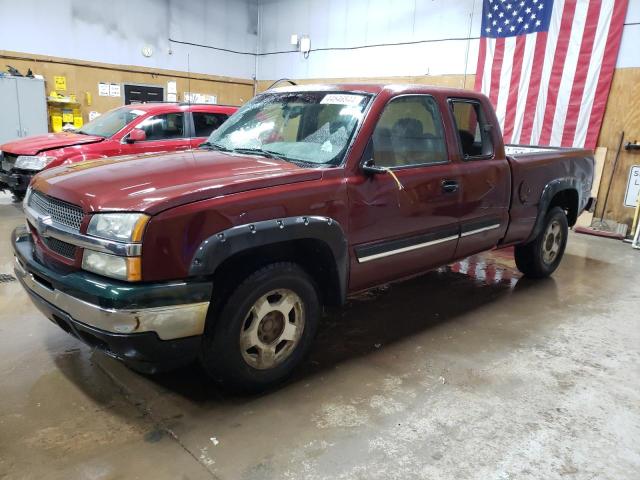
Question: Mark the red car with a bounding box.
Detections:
[12,84,595,390]
[0,102,237,198]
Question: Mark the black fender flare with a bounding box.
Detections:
[189,216,349,304]
[526,177,581,243]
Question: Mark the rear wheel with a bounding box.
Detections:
[515,206,568,278]
[200,262,320,392]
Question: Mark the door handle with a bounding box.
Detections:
[441,179,459,193]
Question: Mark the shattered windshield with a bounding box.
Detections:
[205,91,371,166]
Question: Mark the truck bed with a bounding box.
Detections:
[505,144,589,157]
[502,144,595,245]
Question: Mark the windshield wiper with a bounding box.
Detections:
[231,147,290,163]
[200,144,294,164]
[200,141,232,152]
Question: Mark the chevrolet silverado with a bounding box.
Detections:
[12,84,595,390]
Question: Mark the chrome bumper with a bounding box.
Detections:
[14,256,209,340]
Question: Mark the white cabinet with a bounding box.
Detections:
[0,76,47,144]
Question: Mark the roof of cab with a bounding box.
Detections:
[267,83,488,100]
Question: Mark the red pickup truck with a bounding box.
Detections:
[0,102,237,198]
[12,84,595,391]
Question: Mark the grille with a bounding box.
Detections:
[43,237,77,259]
[28,190,84,231]
[1,153,17,173]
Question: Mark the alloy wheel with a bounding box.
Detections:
[542,220,563,264]
[239,289,305,370]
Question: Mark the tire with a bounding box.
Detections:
[200,262,320,392]
[515,206,569,278]
[12,190,25,202]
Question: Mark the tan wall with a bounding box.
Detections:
[259,69,640,227]
[1,50,255,126]
[592,68,640,227]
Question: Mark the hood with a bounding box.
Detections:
[1,132,104,155]
[32,150,324,214]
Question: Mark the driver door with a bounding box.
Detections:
[347,95,462,292]
[120,112,191,156]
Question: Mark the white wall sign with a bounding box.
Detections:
[624,165,640,208]
[98,82,109,96]
[167,81,177,94]
[109,83,121,97]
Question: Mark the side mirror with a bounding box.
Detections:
[362,158,386,175]
[127,128,146,143]
[360,138,385,175]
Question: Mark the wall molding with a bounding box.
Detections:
[0,50,254,86]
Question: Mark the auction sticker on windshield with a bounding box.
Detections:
[320,94,365,105]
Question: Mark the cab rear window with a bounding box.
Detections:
[193,112,229,137]
[450,100,494,159]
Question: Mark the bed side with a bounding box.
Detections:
[501,145,595,245]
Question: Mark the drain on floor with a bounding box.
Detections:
[0,273,16,283]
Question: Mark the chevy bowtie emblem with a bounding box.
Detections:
[36,215,53,237]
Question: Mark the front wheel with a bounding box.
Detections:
[515,206,569,278]
[200,262,320,392]
[11,190,25,202]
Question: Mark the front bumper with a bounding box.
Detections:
[12,226,213,372]
[0,170,32,193]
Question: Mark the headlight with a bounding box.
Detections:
[82,250,141,281]
[84,213,149,281]
[15,155,56,171]
[87,213,149,242]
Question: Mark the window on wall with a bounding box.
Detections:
[137,113,185,141]
[192,112,229,137]
[372,95,447,168]
[449,100,494,159]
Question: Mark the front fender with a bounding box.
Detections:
[189,215,349,303]
[41,153,108,171]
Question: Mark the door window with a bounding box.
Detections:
[136,113,185,141]
[450,100,494,159]
[192,112,229,137]
[372,95,447,168]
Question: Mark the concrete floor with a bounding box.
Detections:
[1,192,639,480]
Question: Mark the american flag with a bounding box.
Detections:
[474,0,628,149]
